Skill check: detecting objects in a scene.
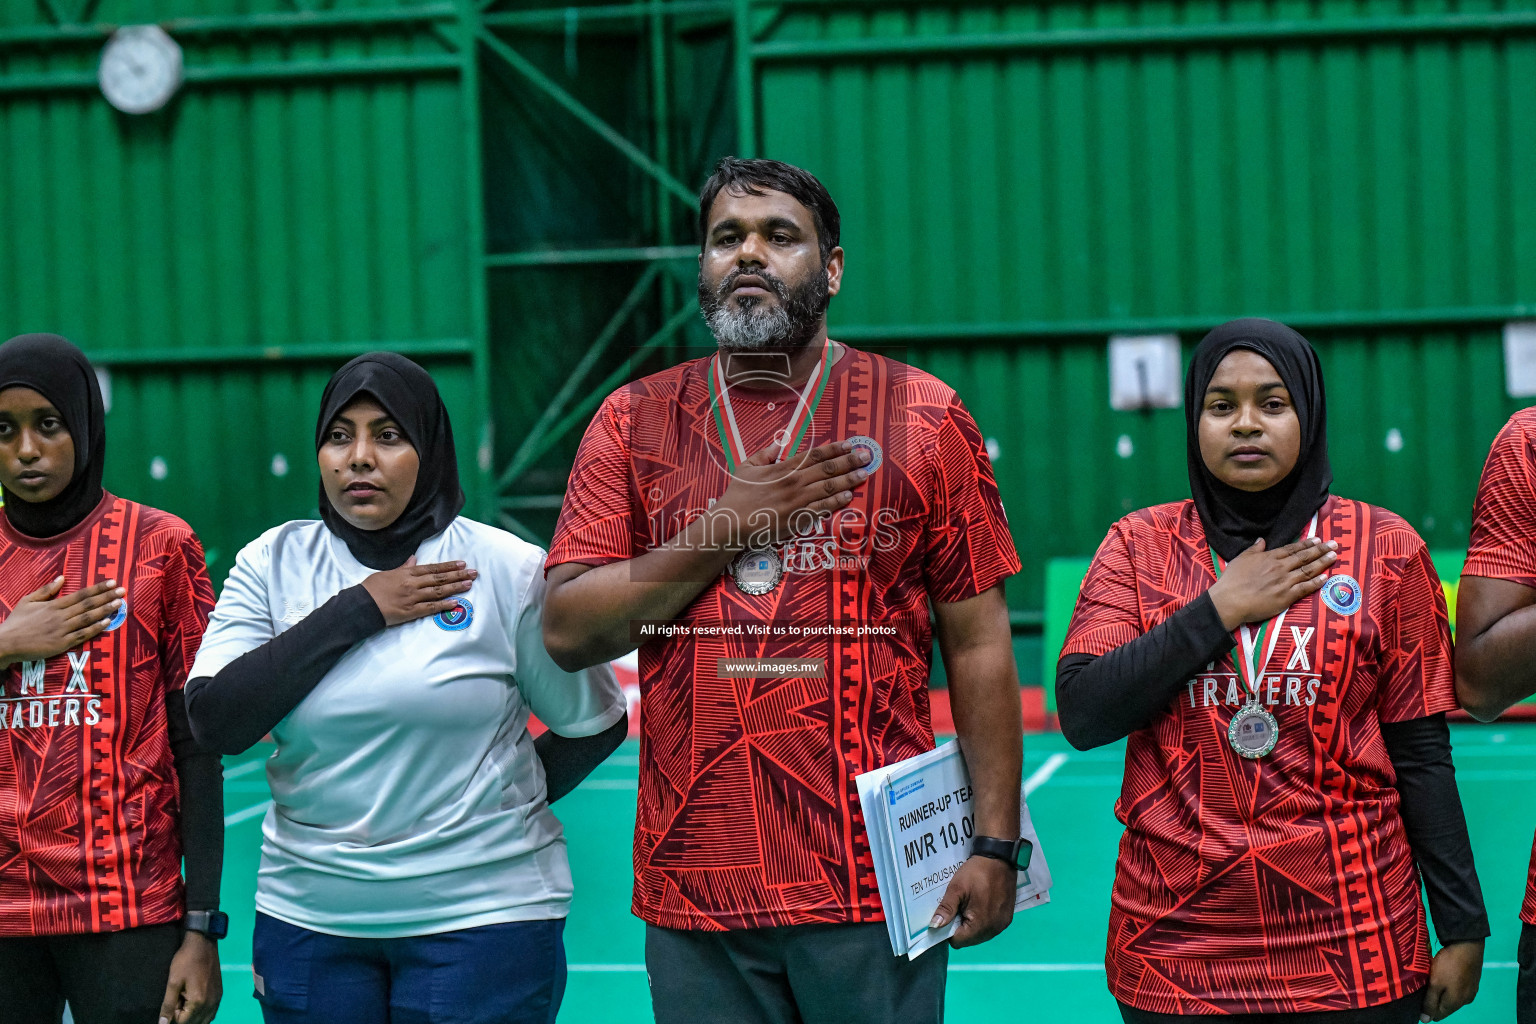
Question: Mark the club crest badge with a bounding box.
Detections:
[1320,574,1362,616]
[846,435,883,474]
[434,597,474,632]
[105,600,128,632]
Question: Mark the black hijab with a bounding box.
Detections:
[316,353,464,570]
[0,334,107,538]
[1185,318,1332,562]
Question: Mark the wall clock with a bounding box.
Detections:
[98,25,183,114]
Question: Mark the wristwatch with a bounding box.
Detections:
[183,910,229,941]
[972,836,1032,871]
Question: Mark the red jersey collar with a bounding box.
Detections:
[0,490,117,548]
[1192,493,1335,568]
[703,339,856,403]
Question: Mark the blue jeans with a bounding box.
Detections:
[252,912,566,1024]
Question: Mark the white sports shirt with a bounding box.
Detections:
[189,517,625,937]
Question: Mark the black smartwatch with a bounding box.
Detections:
[971,836,1032,872]
[183,910,229,941]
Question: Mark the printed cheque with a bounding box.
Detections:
[856,740,1053,958]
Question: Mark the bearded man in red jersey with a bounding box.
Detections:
[543,158,1026,1024]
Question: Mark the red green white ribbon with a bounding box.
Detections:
[1208,514,1319,703]
[708,343,833,473]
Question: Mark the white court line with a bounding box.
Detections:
[1453,745,1536,756]
[1024,752,1069,795]
[562,963,1099,973]
[957,963,1518,973]
[953,963,1102,972]
[223,961,1522,973]
[1047,776,1126,787]
[570,964,647,972]
[224,800,272,826]
[192,962,651,976]
[223,759,265,780]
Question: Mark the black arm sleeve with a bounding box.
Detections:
[1381,713,1491,945]
[535,712,629,804]
[183,585,385,755]
[166,689,223,912]
[1055,592,1237,750]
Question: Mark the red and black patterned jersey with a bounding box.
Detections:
[1463,406,1536,924]
[548,344,1020,930]
[1062,496,1455,1015]
[0,494,214,936]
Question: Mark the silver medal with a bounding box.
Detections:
[1228,703,1279,759]
[731,548,784,595]
[846,434,883,474]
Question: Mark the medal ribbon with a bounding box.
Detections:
[1208,514,1319,704]
[708,343,834,474]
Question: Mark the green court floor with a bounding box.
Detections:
[209,725,1536,1023]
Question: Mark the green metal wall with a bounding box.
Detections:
[0,0,731,582]
[5,0,1536,616]
[745,0,1536,612]
[0,1,482,586]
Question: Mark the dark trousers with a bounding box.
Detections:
[252,912,566,1024]
[1519,921,1536,1024]
[645,921,948,1024]
[1118,989,1426,1024]
[0,923,182,1024]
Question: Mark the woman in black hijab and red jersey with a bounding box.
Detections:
[0,334,224,1024]
[1057,320,1488,1023]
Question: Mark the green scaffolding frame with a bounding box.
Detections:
[482,0,738,542]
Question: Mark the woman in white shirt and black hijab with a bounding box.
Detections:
[185,352,627,1024]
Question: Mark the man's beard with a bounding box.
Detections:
[698,265,831,352]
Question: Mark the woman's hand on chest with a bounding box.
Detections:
[1208,537,1338,630]
[361,557,478,627]
[0,576,123,669]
